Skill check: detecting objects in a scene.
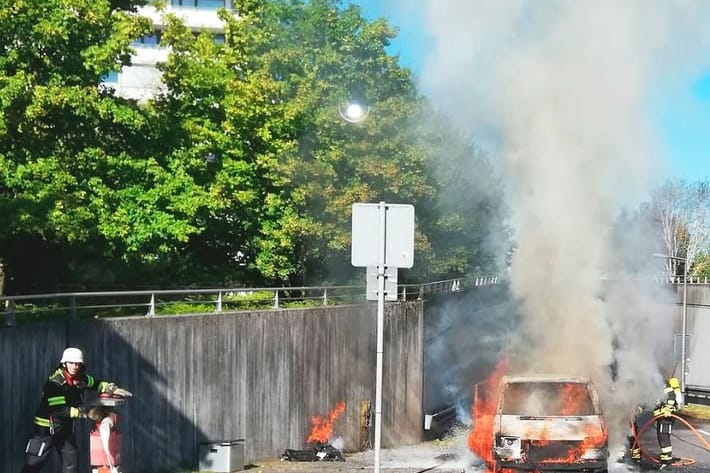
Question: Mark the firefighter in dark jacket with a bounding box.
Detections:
[20,347,130,473]
[653,377,684,469]
[628,403,651,464]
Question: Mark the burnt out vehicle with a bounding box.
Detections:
[492,375,609,473]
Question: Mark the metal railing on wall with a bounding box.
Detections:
[1,276,501,327]
[666,275,710,284]
[601,274,710,285]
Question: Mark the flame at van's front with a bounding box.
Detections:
[542,424,607,463]
[473,375,609,470]
[468,359,509,466]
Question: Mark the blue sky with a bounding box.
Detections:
[347,1,710,183]
[655,74,710,181]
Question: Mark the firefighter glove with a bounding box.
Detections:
[104,382,118,395]
[661,406,673,417]
[87,407,103,421]
[69,406,87,419]
[113,387,133,398]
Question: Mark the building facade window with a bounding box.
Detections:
[132,31,161,46]
[100,71,119,84]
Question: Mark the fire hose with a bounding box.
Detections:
[99,417,119,473]
[93,388,132,473]
[630,412,710,467]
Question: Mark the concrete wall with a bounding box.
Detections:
[598,282,710,391]
[1,302,423,473]
[674,284,710,389]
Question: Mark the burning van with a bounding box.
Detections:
[491,375,608,472]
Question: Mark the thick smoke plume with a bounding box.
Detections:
[417,0,710,447]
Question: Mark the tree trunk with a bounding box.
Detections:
[0,257,5,296]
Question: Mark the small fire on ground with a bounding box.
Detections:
[282,401,346,462]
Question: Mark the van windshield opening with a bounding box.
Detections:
[501,382,595,416]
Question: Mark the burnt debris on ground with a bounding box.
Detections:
[282,441,345,462]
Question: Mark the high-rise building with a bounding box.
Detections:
[104,1,233,100]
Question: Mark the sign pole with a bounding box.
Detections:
[374,201,386,473]
[351,201,413,473]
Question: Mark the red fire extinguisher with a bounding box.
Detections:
[89,393,130,473]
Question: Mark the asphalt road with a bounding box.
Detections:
[618,416,710,473]
[247,418,710,473]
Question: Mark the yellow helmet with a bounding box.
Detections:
[668,377,680,389]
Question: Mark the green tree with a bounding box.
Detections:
[691,253,710,278]
[412,111,511,281]
[157,0,508,284]
[1,0,510,292]
[0,0,215,291]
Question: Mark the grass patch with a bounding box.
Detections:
[156,301,216,315]
[682,403,710,420]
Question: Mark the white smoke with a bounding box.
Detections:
[331,436,345,451]
[415,0,710,449]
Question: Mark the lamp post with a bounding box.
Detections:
[339,101,370,124]
[653,253,688,392]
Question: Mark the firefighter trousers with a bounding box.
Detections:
[21,430,78,473]
[656,419,673,465]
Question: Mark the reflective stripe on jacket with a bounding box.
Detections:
[653,386,682,418]
[32,367,108,433]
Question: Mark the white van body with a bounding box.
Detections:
[492,375,608,473]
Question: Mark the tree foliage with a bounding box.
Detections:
[155,0,509,285]
[0,0,510,293]
[0,0,211,292]
[651,178,710,277]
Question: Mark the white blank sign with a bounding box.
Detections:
[366,266,398,301]
[351,203,414,268]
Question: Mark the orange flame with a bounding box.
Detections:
[307,401,346,444]
[525,383,608,464]
[468,373,608,470]
[543,424,607,463]
[467,359,509,466]
[554,383,607,463]
[558,382,589,416]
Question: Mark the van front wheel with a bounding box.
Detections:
[491,461,518,473]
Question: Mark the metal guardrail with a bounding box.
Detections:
[685,386,710,406]
[1,276,501,327]
[666,275,710,284]
[600,274,710,284]
[8,273,705,327]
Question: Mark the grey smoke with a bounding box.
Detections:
[414,0,710,449]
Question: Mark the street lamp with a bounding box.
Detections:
[653,253,688,393]
[339,101,370,123]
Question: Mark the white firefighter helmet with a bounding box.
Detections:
[60,347,84,364]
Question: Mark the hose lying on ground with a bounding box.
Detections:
[630,412,710,467]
